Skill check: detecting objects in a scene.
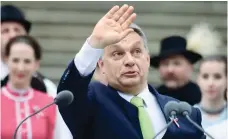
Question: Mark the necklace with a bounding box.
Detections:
[199,103,227,115]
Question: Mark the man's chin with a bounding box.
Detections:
[164,81,179,89]
[120,78,140,87]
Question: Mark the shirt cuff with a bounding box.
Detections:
[74,38,104,76]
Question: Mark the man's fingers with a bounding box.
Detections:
[121,13,137,30]
[120,28,134,39]
[104,5,120,19]
[117,6,134,25]
[112,4,129,21]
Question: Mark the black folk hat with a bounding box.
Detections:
[150,36,202,68]
[1,5,31,33]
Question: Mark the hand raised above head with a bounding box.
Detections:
[89,4,137,49]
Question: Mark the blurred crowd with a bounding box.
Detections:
[1,4,227,139]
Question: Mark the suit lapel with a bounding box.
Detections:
[148,85,170,122]
[107,85,143,138]
[122,99,143,138]
[106,84,179,138]
[148,85,177,137]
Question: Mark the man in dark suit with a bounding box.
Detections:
[150,36,202,105]
[57,5,205,139]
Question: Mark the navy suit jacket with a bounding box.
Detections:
[57,60,205,139]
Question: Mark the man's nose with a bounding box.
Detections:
[9,30,17,39]
[124,53,135,67]
[167,65,174,73]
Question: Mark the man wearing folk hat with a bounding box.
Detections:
[150,35,202,105]
[1,5,58,97]
[1,5,31,80]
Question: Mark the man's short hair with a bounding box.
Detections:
[130,23,149,52]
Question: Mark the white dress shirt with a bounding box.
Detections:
[74,39,167,139]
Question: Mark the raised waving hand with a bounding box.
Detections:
[89,5,137,49]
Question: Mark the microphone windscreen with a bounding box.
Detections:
[179,101,192,115]
[54,90,74,106]
[164,101,179,118]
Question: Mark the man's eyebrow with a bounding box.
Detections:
[131,41,142,46]
[107,40,143,53]
[108,44,123,51]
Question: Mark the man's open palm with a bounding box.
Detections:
[89,5,137,48]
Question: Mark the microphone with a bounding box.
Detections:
[152,101,179,139]
[54,90,74,106]
[13,90,74,139]
[179,101,215,139]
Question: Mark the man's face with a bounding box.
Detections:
[101,31,150,92]
[1,22,27,57]
[158,55,193,89]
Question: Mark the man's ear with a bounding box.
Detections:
[146,52,150,68]
[98,58,103,68]
[147,53,150,63]
[98,58,105,73]
[189,64,194,72]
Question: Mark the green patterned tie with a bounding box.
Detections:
[130,96,155,139]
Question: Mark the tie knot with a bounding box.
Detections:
[130,96,144,107]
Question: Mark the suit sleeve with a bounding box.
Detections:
[57,39,103,138]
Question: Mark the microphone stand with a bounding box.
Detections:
[13,102,56,139]
[152,117,175,139]
[185,115,214,139]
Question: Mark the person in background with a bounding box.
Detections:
[150,36,202,105]
[195,55,227,129]
[205,89,227,139]
[1,4,57,97]
[1,35,72,139]
[206,119,228,139]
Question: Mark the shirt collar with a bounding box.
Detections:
[118,86,154,107]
